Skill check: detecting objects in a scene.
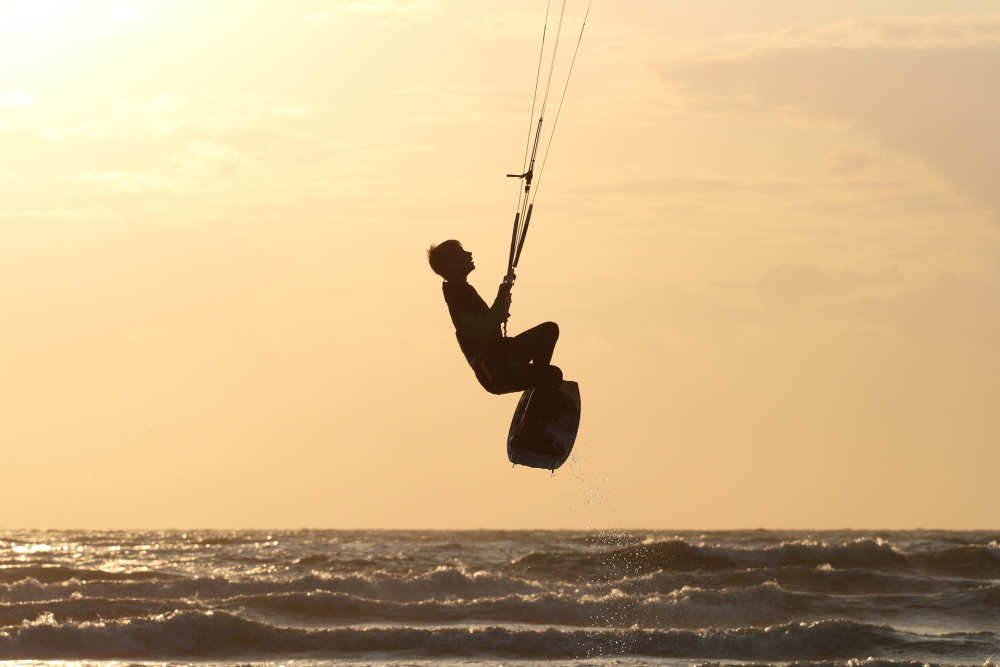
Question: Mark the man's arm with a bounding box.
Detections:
[488,280,513,327]
[452,280,511,345]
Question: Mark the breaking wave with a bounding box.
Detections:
[2,529,997,663]
[510,538,1000,580]
[0,612,994,661]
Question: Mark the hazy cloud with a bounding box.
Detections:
[757,263,900,308]
[41,93,315,146]
[271,105,315,118]
[581,177,928,220]
[400,85,525,114]
[759,15,1000,50]
[752,263,1000,384]
[342,0,397,13]
[308,0,441,23]
[0,89,36,107]
[829,150,872,176]
[859,272,1000,349]
[664,16,1000,220]
[114,90,187,115]
[183,140,246,169]
[790,193,965,219]
[42,91,191,141]
[79,169,177,194]
[590,177,898,197]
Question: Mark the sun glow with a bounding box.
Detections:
[0,2,152,76]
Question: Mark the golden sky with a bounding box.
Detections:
[2,1,998,529]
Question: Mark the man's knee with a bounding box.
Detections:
[539,364,562,391]
[541,321,559,343]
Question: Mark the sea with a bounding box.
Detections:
[0,529,997,666]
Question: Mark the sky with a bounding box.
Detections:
[1,0,997,530]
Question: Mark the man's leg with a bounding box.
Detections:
[507,321,559,366]
[483,360,562,395]
[486,322,561,393]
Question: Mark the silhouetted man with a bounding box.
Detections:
[428,239,562,395]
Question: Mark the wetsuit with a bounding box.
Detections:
[442,281,562,395]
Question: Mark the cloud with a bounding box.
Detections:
[184,140,245,168]
[757,263,900,307]
[789,192,964,219]
[306,10,333,24]
[0,207,95,221]
[858,272,1000,350]
[114,90,187,115]
[271,105,315,118]
[39,91,189,143]
[751,263,1000,379]
[400,85,526,114]
[829,150,872,176]
[759,15,1000,50]
[579,176,945,220]
[79,169,176,193]
[41,92,315,145]
[307,0,440,24]
[41,91,191,140]
[588,176,894,197]
[0,89,37,107]
[663,15,1000,220]
[341,0,395,13]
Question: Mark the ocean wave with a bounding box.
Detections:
[0,597,202,627]
[697,661,996,667]
[5,580,995,637]
[190,535,278,547]
[4,564,994,630]
[0,567,177,585]
[294,554,331,566]
[0,612,994,660]
[510,538,1000,580]
[0,567,546,605]
[224,580,1000,630]
[292,554,415,571]
[609,564,986,598]
[912,545,1000,578]
[225,588,675,628]
[223,584,816,629]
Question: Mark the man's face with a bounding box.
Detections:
[446,242,474,276]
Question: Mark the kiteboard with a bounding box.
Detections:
[507,380,580,471]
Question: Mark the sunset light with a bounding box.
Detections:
[1,1,998,663]
[0,2,147,75]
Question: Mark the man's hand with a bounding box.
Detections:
[497,280,513,312]
[497,280,513,317]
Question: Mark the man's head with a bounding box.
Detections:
[427,239,474,281]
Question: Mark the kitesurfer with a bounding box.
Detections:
[428,239,562,395]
